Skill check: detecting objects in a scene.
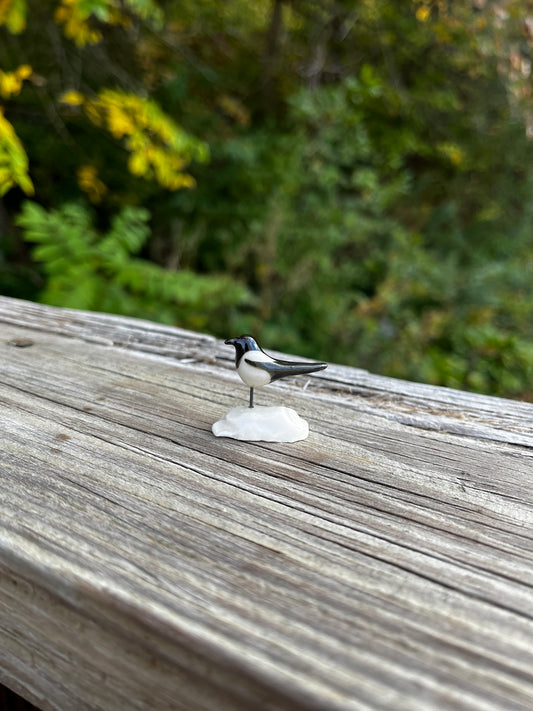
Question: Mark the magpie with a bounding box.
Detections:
[224,335,327,408]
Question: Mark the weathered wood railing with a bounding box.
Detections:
[1,295,532,711]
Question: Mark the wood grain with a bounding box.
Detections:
[0,296,532,711]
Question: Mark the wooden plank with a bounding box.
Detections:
[0,296,532,711]
[0,296,531,447]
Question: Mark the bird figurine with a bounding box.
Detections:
[225,335,327,408]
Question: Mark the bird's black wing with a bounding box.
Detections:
[245,358,327,382]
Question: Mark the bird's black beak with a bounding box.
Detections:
[224,338,237,346]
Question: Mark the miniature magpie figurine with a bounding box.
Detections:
[225,335,327,408]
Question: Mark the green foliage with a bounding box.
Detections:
[16,201,249,330]
[0,0,532,397]
[170,68,532,396]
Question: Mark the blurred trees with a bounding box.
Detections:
[1,0,532,395]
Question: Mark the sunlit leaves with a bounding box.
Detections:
[415,6,430,23]
[104,90,207,188]
[0,109,33,195]
[55,0,104,46]
[0,65,33,195]
[61,89,208,190]
[55,0,163,47]
[60,90,85,106]
[0,64,31,98]
[77,164,108,202]
[0,0,27,33]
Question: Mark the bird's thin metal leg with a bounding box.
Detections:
[249,387,254,408]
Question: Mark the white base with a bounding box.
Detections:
[212,406,309,442]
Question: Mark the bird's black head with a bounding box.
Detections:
[224,335,260,365]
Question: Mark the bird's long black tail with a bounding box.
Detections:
[268,362,327,383]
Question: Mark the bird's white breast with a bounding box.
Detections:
[237,350,273,387]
